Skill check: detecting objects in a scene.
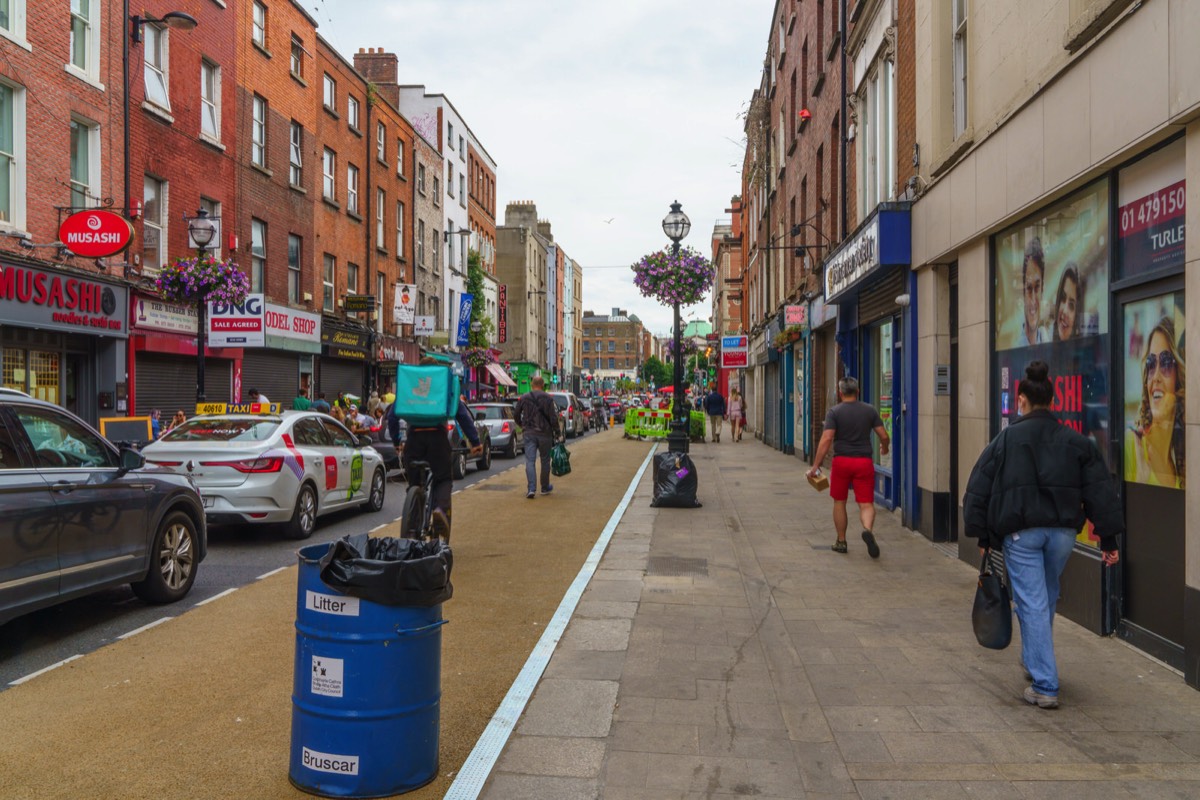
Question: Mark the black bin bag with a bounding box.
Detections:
[318,533,453,607]
[651,451,702,508]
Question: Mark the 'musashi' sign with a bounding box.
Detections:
[58,210,135,258]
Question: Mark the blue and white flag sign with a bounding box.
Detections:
[455,293,474,347]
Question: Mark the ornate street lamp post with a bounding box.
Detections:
[662,201,691,453]
[186,208,217,403]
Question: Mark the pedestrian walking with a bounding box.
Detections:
[963,360,1122,709]
[805,377,890,557]
[149,409,162,440]
[728,388,744,442]
[293,388,312,410]
[367,390,382,417]
[515,375,562,499]
[311,392,331,414]
[702,383,726,442]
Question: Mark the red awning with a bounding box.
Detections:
[484,362,516,387]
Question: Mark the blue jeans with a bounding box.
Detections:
[525,432,553,493]
[1003,527,1076,696]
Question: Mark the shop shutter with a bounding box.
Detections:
[242,350,301,409]
[858,269,905,325]
[318,358,365,400]
[135,354,232,416]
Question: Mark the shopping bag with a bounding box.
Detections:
[550,441,572,476]
[972,549,1012,649]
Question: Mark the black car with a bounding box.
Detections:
[0,396,207,625]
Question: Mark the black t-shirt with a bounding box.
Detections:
[823,400,884,458]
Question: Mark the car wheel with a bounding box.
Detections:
[452,452,467,480]
[131,511,198,604]
[477,445,491,471]
[361,468,386,512]
[504,437,517,459]
[285,483,318,540]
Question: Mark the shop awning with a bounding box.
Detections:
[485,362,517,387]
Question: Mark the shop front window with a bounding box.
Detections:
[870,320,893,470]
[3,348,59,404]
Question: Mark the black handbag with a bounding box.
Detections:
[972,549,1012,649]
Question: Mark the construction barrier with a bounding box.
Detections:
[623,407,708,441]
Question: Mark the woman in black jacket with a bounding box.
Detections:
[963,361,1122,709]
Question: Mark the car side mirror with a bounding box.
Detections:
[118,446,144,474]
[357,434,373,447]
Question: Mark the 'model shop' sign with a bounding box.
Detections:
[0,262,128,336]
[58,210,135,258]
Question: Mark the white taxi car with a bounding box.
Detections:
[141,406,386,539]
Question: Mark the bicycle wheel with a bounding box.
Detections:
[401,484,427,539]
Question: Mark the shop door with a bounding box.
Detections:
[1117,284,1185,662]
[862,318,898,510]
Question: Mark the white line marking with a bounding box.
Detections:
[9,654,84,686]
[194,588,238,606]
[370,523,388,532]
[257,566,287,580]
[445,444,657,799]
[117,616,173,639]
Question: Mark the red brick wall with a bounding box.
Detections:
[467,143,496,276]
[371,98,417,336]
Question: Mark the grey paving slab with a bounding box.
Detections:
[544,650,627,681]
[561,618,633,651]
[480,773,600,800]
[517,679,619,738]
[493,735,607,777]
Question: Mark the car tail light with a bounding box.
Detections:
[199,456,283,473]
[501,421,512,433]
[146,460,182,467]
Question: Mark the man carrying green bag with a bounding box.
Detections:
[551,440,571,477]
[515,375,561,499]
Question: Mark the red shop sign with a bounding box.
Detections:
[58,210,135,258]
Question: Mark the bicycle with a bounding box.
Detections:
[401,459,437,541]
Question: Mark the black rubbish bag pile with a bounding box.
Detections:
[651,451,702,508]
[318,533,453,607]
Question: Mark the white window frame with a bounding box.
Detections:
[347,262,358,294]
[143,24,171,111]
[376,122,386,162]
[952,0,968,139]
[68,0,101,84]
[0,0,29,48]
[322,73,336,110]
[142,175,166,274]
[322,254,335,312]
[376,272,385,333]
[200,60,221,143]
[250,217,266,292]
[396,139,405,176]
[287,234,301,303]
[417,219,425,266]
[251,1,266,48]
[290,36,303,78]
[251,95,266,167]
[459,136,464,160]
[346,163,359,213]
[395,201,404,257]
[322,148,335,199]
[68,115,99,209]
[432,176,440,206]
[375,188,385,249]
[857,59,895,217]
[0,81,25,230]
[447,163,454,197]
[289,121,302,185]
[459,175,466,208]
[417,163,425,194]
[347,95,360,130]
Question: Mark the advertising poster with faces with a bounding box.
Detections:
[993,181,1111,547]
[1122,293,1185,490]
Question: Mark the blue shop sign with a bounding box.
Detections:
[823,204,911,302]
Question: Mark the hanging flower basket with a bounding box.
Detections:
[665,338,698,358]
[462,346,496,368]
[155,254,250,307]
[630,246,715,307]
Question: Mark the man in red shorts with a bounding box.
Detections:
[806,377,891,557]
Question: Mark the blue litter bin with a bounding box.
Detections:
[289,543,446,798]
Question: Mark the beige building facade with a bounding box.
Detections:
[912,0,1200,681]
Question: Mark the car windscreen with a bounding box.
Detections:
[552,395,569,409]
[471,406,506,420]
[161,418,281,442]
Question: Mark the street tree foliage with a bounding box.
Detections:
[640,355,672,388]
[466,249,495,348]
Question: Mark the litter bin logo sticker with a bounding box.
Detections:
[305,590,360,617]
[348,452,363,499]
[301,747,359,776]
[311,655,344,698]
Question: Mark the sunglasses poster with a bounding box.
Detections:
[1123,293,1185,490]
[994,180,1110,351]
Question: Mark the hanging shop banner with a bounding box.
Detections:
[0,261,128,336]
[992,179,1111,547]
[208,293,265,347]
[58,210,135,258]
[414,316,435,336]
[393,284,416,325]
[133,294,197,334]
[498,284,508,344]
[1118,139,1185,279]
[321,323,370,360]
[263,302,321,353]
[823,205,911,302]
[455,293,474,347]
[1122,292,1185,490]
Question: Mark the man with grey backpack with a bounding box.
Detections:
[515,375,562,499]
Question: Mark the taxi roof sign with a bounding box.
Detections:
[195,402,283,415]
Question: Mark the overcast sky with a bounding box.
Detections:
[300,0,772,337]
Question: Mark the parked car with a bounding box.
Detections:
[449,419,492,479]
[470,403,523,458]
[142,410,386,540]
[0,395,207,625]
[549,391,586,438]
